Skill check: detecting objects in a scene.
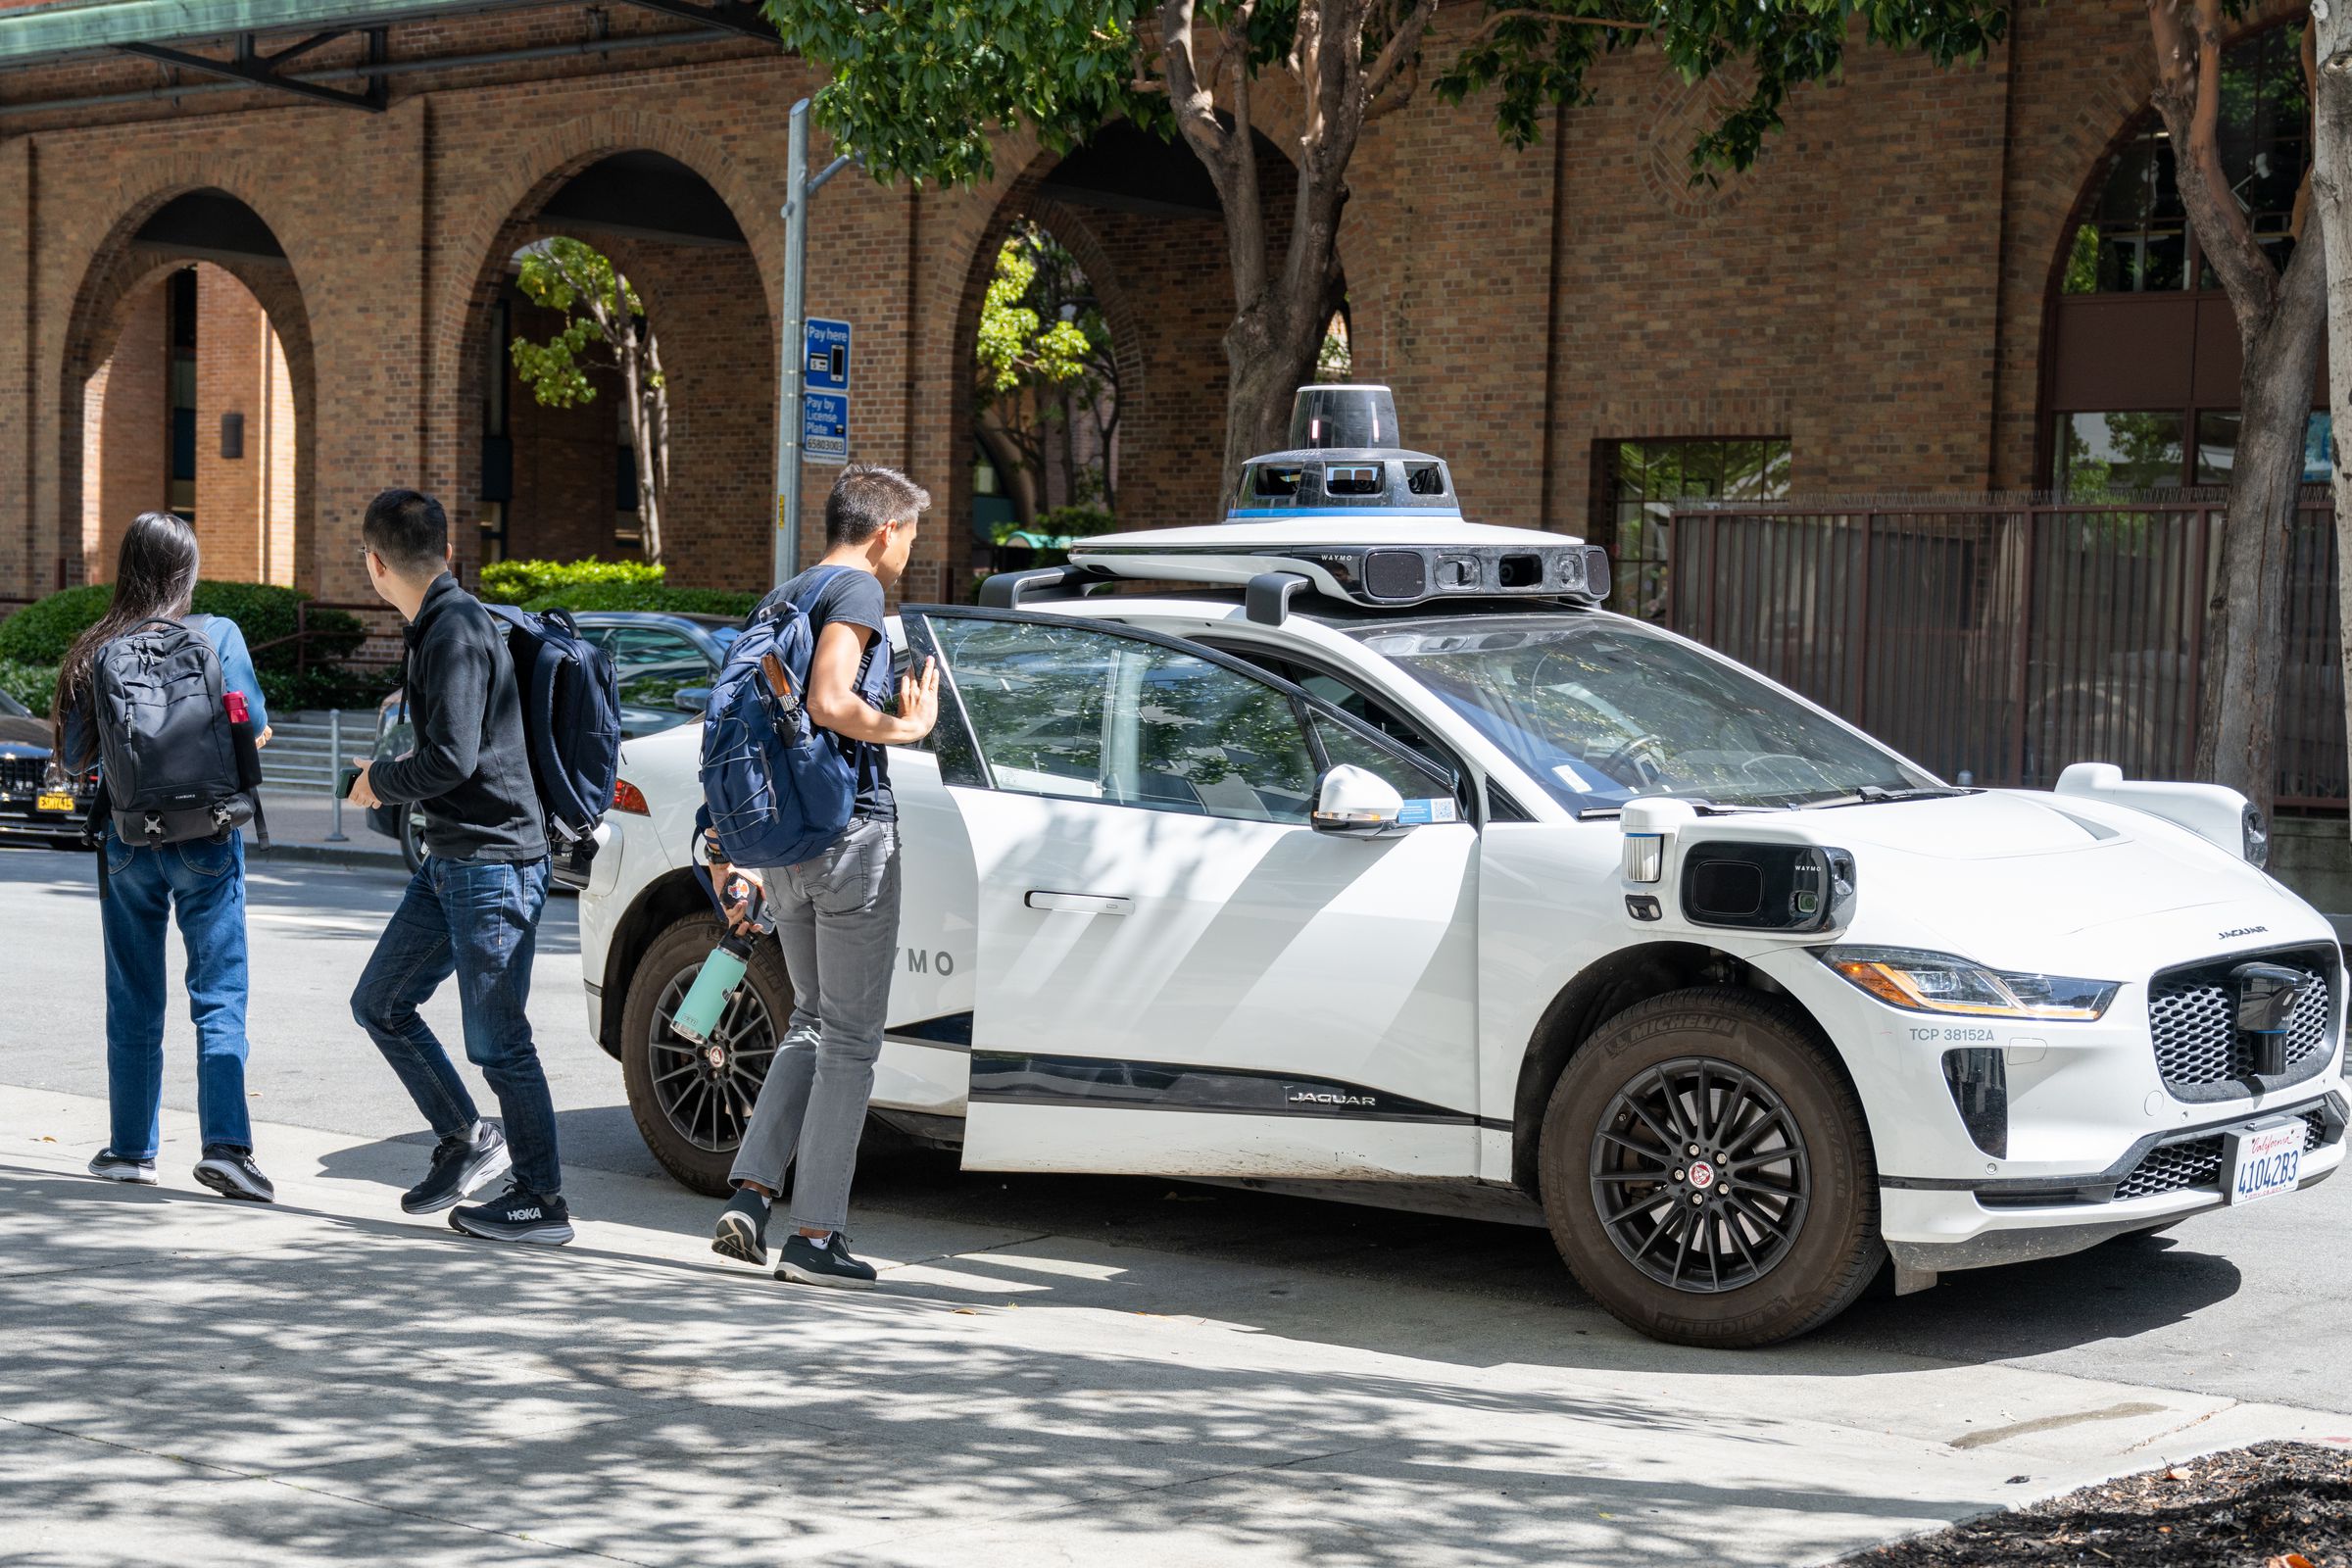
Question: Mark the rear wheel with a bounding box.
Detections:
[1539,986,1879,1348]
[398,808,426,874]
[619,914,791,1196]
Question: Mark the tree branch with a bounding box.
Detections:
[1363,0,1439,109]
[2293,19,2317,242]
[1159,0,1233,172]
[1463,7,1649,47]
[2147,0,2278,322]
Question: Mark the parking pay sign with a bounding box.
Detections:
[803,317,851,465]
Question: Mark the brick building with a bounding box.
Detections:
[0,0,2315,614]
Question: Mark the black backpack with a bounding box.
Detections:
[482,604,621,863]
[90,614,268,850]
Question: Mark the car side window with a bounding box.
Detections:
[927,616,1321,823]
[604,628,707,708]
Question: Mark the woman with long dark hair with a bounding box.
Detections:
[55,512,277,1201]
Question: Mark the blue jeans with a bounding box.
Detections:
[100,827,253,1158]
[351,855,559,1196]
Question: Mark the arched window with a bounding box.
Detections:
[2044,24,2327,495]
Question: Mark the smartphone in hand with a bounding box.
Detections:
[338,766,363,800]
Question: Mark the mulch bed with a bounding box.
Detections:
[1836,1441,2352,1567]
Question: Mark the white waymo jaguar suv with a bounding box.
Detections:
[576,385,2345,1347]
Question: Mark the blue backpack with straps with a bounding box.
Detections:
[480,603,622,856]
[698,566,862,868]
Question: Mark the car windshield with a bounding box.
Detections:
[1346,613,1936,810]
[0,690,27,717]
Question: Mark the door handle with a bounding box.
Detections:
[1025,890,1132,915]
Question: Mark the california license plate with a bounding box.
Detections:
[34,791,74,813]
[2223,1119,2304,1206]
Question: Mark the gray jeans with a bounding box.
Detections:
[729,816,901,1232]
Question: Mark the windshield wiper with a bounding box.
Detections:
[1577,799,1763,821]
[1796,785,1975,810]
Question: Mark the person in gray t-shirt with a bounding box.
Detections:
[708,464,939,1290]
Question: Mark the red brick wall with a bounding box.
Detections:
[81,276,166,582]
[193,262,270,581]
[0,1,2219,610]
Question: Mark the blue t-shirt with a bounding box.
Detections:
[60,613,270,780]
[756,566,895,823]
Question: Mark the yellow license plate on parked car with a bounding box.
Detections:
[34,791,74,812]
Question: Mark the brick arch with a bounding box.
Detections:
[2019,7,2309,487]
[430,111,782,575]
[937,111,1354,554]
[55,173,318,592]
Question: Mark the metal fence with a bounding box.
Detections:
[1657,499,2346,808]
[263,710,383,794]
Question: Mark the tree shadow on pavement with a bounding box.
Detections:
[0,1166,2002,1568]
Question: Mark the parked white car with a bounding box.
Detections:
[577,395,2345,1347]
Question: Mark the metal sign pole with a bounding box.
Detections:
[772,98,811,591]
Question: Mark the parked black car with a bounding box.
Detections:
[0,688,98,848]
[367,610,742,870]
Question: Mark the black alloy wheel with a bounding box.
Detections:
[620,914,793,1195]
[1590,1056,1811,1294]
[648,965,778,1155]
[1539,986,1879,1348]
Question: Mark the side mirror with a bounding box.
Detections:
[675,686,711,713]
[1312,764,1407,838]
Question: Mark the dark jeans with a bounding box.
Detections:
[351,855,559,1195]
[99,826,252,1158]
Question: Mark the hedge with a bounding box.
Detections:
[522,579,760,618]
[0,580,377,714]
[0,580,366,669]
[480,558,664,606]
[0,659,55,714]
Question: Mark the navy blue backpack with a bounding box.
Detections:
[482,603,622,857]
[698,566,861,868]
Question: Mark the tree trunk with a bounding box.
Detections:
[2197,269,2324,815]
[2313,3,2352,837]
[974,406,1041,527]
[2149,2,2327,816]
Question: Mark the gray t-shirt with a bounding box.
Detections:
[758,565,894,823]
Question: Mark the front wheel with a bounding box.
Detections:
[1539,987,1880,1348]
[619,914,792,1196]
[398,808,426,874]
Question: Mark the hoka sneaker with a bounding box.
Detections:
[449,1182,573,1247]
[193,1145,275,1202]
[87,1150,157,1185]
[775,1232,877,1291]
[402,1121,510,1215]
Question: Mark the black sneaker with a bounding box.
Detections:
[87,1150,157,1185]
[775,1232,876,1291]
[450,1182,573,1247]
[401,1122,511,1215]
[193,1145,275,1203]
[712,1187,772,1266]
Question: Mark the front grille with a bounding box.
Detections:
[0,756,44,798]
[2111,1107,2333,1201]
[2147,944,2338,1096]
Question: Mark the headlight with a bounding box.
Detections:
[1816,946,2120,1021]
[2243,806,2269,869]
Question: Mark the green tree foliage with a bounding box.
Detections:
[975,222,1121,522]
[510,237,673,564]
[762,0,2006,484]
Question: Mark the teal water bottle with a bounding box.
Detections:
[672,932,752,1046]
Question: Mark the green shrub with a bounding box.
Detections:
[0,585,112,664]
[0,659,59,714]
[0,580,364,669]
[268,664,400,712]
[480,558,664,605]
[522,580,760,618]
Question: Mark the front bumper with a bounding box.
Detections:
[0,802,91,839]
[1883,1090,2347,1273]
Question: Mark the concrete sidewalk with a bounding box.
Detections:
[246,789,405,871]
[6,1087,2346,1567]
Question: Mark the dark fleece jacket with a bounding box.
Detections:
[370,573,547,863]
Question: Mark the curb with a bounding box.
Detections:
[249,843,409,872]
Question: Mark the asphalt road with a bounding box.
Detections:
[5,842,2348,1414]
